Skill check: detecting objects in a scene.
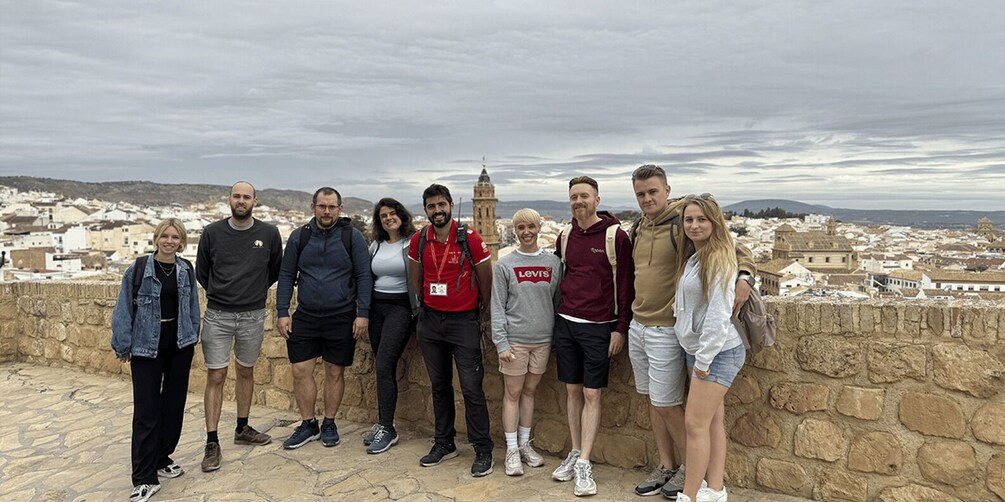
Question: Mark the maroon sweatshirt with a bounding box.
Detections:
[556,211,635,334]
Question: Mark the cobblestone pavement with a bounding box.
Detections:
[0,363,811,501]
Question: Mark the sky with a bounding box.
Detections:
[1,1,1004,210]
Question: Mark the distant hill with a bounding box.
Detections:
[410,199,638,221]
[724,199,1005,229]
[0,176,373,215]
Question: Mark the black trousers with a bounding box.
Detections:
[368,295,414,429]
[417,308,493,453]
[130,327,194,486]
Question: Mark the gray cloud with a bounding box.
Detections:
[1,0,1004,210]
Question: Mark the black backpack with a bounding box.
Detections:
[630,213,681,252]
[416,222,480,306]
[131,255,194,318]
[292,217,355,286]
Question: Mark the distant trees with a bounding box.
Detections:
[729,224,749,237]
[614,210,641,223]
[737,207,807,219]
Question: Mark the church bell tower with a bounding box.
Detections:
[472,160,499,261]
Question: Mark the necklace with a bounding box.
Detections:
[155,259,175,277]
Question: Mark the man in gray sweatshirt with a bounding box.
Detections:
[195,181,283,473]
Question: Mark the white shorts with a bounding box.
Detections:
[627,319,687,407]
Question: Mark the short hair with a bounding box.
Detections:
[631,164,668,185]
[312,186,342,205]
[231,181,257,198]
[371,197,417,242]
[568,176,599,193]
[512,208,542,227]
[152,218,188,253]
[422,184,453,206]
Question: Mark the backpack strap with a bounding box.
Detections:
[605,225,619,316]
[417,227,428,306]
[455,223,478,292]
[130,255,148,319]
[630,218,642,249]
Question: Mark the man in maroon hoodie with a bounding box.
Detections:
[551,176,634,497]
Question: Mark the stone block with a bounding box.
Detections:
[917,440,978,487]
[794,418,844,462]
[601,390,630,428]
[724,448,752,488]
[253,361,272,385]
[876,484,962,502]
[881,305,899,334]
[932,343,1004,398]
[971,402,1005,446]
[867,342,926,383]
[836,386,884,420]
[770,382,829,414]
[273,363,294,392]
[725,374,762,405]
[264,389,291,411]
[533,417,569,454]
[748,347,786,372]
[795,335,863,378]
[730,411,782,448]
[593,432,646,468]
[859,304,876,334]
[848,431,902,475]
[898,391,966,439]
[924,306,947,337]
[988,454,1005,501]
[815,468,867,502]
[396,387,429,423]
[756,458,808,495]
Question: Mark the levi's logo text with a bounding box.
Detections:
[514,266,553,284]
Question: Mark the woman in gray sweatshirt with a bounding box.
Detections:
[672,194,745,502]
[490,208,561,476]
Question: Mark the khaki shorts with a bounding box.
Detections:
[499,342,551,376]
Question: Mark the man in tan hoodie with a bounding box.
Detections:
[627,165,757,498]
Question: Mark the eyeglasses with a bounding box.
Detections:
[684,193,714,201]
[314,204,341,212]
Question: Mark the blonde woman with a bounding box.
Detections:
[673,194,744,502]
[112,219,200,502]
[490,208,561,476]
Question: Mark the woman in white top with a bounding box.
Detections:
[364,198,419,454]
[673,194,745,502]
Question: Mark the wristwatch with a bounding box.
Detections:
[737,272,755,287]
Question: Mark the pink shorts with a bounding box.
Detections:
[499,343,551,376]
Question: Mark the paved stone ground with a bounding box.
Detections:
[0,363,812,501]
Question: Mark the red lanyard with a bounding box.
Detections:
[427,234,453,282]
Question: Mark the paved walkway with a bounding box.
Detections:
[0,363,811,501]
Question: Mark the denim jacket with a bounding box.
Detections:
[111,254,201,358]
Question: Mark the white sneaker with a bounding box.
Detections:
[551,449,581,481]
[519,441,545,467]
[504,447,524,476]
[697,480,728,502]
[677,494,693,502]
[129,484,161,502]
[573,461,597,497]
[156,463,184,479]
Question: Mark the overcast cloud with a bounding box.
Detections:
[1,0,1003,210]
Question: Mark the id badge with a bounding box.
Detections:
[429,283,448,297]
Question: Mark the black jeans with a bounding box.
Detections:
[368,294,413,429]
[130,323,194,486]
[417,308,493,453]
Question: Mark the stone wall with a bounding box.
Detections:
[1,282,1002,501]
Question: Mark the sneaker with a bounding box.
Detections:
[519,441,544,467]
[660,465,685,499]
[366,425,399,454]
[573,461,597,497]
[234,425,272,446]
[362,423,380,446]
[635,465,673,496]
[471,450,494,477]
[676,495,693,502]
[697,480,727,502]
[504,447,523,476]
[129,483,161,502]
[321,420,340,447]
[156,463,184,479]
[283,421,321,450]
[200,442,221,472]
[552,449,581,482]
[419,442,458,467]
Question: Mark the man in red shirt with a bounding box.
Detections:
[408,184,495,477]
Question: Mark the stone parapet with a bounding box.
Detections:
[1,283,1002,501]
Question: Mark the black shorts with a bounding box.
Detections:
[554,316,614,389]
[287,310,356,366]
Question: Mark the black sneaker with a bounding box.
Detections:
[283,421,320,450]
[419,442,458,467]
[321,419,340,447]
[471,450,494,477]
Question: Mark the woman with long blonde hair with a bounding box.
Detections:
[673,194,744,502]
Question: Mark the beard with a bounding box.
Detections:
[430,210,452,228]
[231,204,253,219]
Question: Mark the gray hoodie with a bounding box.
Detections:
[490,249,562,353]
